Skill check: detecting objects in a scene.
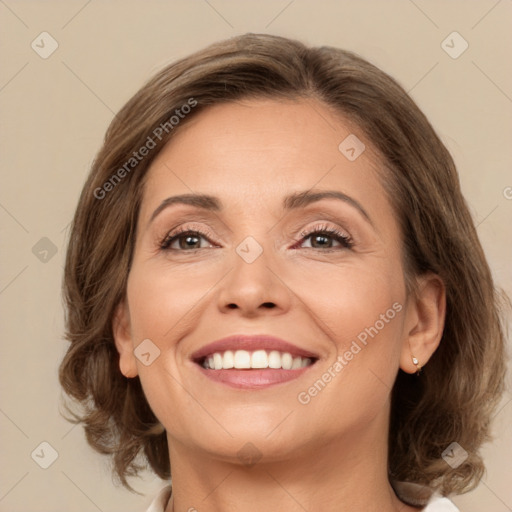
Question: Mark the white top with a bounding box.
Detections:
[145,483,460,511]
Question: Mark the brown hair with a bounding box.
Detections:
[58,33,508,495]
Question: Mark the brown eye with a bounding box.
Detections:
[160,229,214,251]
[297,225,353,250]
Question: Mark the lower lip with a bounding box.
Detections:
[195,364,315,389]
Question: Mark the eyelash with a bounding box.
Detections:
[160,226,216,251]
[296,224,354,250]
[159,223,354,252]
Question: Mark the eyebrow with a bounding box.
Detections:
[148,189,373,226]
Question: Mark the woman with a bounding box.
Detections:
[59,33,508,511]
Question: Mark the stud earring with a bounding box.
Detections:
[411,355,422,375]
[408,339,422,375]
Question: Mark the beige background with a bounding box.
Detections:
[1,1,511,511]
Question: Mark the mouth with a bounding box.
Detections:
[190,334,319,389]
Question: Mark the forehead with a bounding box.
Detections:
[140,98,389,221]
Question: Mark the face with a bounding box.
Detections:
[114,97,417,464]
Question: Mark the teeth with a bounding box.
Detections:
[291,357,302,369]
[268,350,281,368]
[234,350,251,369]
[282,352,293,370]
[251,350,268,368]
[213,353,223,370]
[201,349,313,370]
[223,350,234,369]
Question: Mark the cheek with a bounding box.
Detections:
[298,258,406,401]
[124,265,212,431]
[296,268,405,430]
[299,256,404,337]
[126,261,218,341]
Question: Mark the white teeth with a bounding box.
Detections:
[213,353,223,370]
[281,352,293,370]
[268,350,281,368]
[223,350,234,369]
[201,350,314,370]
[291,356,302,369]
[251,350,269,368]
[234,350,251,369]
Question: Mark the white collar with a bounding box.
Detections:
[145,482,460,511]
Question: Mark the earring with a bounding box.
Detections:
[408,339,422,375]
[411,355,422,375]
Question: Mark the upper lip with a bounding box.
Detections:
[190,334,319,362]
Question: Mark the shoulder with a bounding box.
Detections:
[423,494,460,511]
[391,480,460,511]
[145,484,172,512]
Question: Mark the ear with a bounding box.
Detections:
[399,273,446,374]
[112,298,138,378]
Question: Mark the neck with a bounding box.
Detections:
[164,409,420,512]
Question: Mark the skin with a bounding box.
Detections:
[113,98,446,512]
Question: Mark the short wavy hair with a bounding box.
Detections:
[58,33,508,496]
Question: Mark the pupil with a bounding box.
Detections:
[313,234,331,248]
[181,235,199,249]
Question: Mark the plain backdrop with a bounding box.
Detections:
[1,1,511,511]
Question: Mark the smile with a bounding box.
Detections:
[190,334,319,389]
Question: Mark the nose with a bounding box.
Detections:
[216,238,292,317]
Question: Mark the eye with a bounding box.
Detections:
[295,223,353,250]
[159,223,353,252]
[160,227,215,251]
